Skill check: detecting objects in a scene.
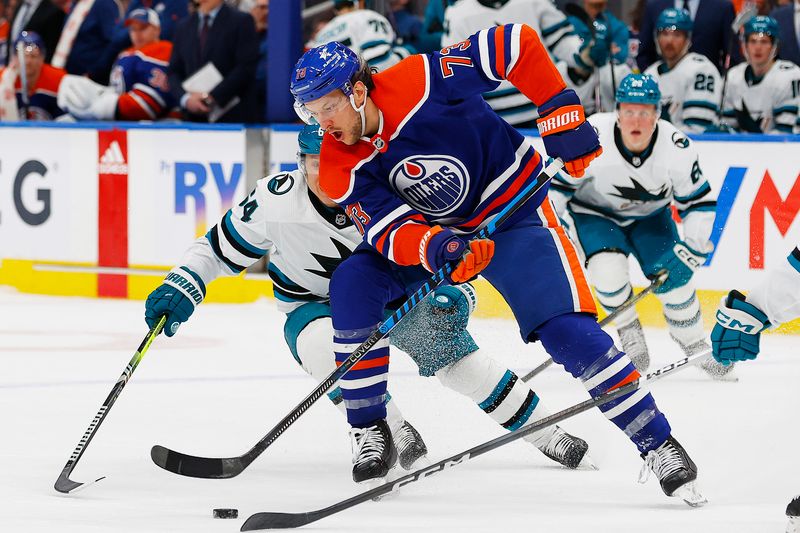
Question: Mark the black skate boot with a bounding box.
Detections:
[618,319,650,372]
[393,421,428,470]
[350,419,398,483]
[787,495,800,533]
[533,426,590,469]
[639,435,707,507]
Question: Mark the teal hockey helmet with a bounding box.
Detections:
[656,7,693,34]
[615,74,661,106]
[298,124,325,156]
[743,16,780,43]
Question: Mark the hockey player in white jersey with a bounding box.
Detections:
[721,16,800,134]
[711,245,800,531]
[144,124,590,483]
[644,8,722,132]
[443,0,610,126]
[550,73,733,380]
[307,0,409,73]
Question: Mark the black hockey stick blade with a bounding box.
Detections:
[150,446,245,479]
[241,349,710,530]
[54,316,165,494]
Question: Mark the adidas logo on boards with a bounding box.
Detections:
[99,140,128,175]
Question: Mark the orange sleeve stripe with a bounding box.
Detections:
[392,222,431,266]
[506,24,566,105]
[117,93,151,120]
[337,356,390,371]
[373,213,426,256]
[494,26,506,77]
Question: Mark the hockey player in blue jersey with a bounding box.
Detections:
[144,124,590,479]
[291,26,705,505]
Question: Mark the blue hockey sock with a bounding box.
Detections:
[334,324,389,428]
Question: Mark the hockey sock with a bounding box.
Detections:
[537,313,671,453]
[656,284,705,347]
[334,324,390,428]
[587,252,638,328]
[436,350,556,445]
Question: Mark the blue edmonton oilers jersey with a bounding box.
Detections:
[320,23,567,265]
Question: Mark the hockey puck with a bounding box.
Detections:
[212,508,239,519]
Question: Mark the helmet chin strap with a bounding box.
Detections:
[349,86,368,138]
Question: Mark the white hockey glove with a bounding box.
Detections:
[58,75,120,120]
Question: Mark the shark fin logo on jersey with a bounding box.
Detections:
[267,173,295,195]
[390,155,469,216]
[610,177,670,208]
[672,132,689,148]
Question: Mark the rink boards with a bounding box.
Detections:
[0,122,798,333]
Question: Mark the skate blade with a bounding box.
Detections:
[405,454,431,471]
[786,516,800,533]
[579,453,599,471]
[672,481,708,507]
[698,364,739,383]
[369,464,402,502]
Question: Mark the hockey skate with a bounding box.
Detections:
[680,339,738,382]
[350,419,398,484]
[528,426,590,469]
[786,495,800,533]
[618,319,650,372]
[392,421,428,470]
[639,435,707,507]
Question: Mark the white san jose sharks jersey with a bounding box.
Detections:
[176,170,362,313]
[308,9,406,73]
[644,52,722,132]
[722,60,800,134]
[443,0,583,126]
[551,113,716,250]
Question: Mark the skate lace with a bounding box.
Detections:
[394,423,417,453]
[542,428,573,460]
[350,425,386,466]
[638,442,683,484]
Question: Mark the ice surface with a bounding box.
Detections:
[2,287,799,532]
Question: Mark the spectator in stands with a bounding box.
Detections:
[419,0,454,52]
[0,31,66,121]
[94,0,188,84]
[240,0,267,120]
[57,8,178,121]
[168,0,259,123]
[771,0,800,64]
[569,0,630,66]
[720,15,800,133]
[644,8,723,132]
[637,0,741,72]
[390,0,423,52]
[50,0,122,77]
[629,0,647,70]
[4,0,65,64]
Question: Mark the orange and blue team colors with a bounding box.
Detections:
[0,63,67,120]
[110,40,178,120]
[318,24,673,456]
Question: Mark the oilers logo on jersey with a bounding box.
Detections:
[389,155,470,216]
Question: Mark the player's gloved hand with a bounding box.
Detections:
[650,241,706,293]
[537,89,602,178]
[711,290,771,365]
[145,267,206,336]
[419,225,495,284]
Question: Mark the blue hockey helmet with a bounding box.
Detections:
[743,16,780,44]
[656,8,693,35]
[14,30,47,56]
[291,42,361,105]
[616,73,661,106]
[298,124,325,155]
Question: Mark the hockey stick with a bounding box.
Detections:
[520,269,668,382]
[240,348,712,530]
[716,5,756,124]
[54,315,166,494]
[150,158,566,480]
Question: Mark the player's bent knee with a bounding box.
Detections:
[435,349,499,397]
[587,252,630,293]
[536,313,616,378]
[284,302,334,377]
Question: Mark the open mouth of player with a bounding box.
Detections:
[329,129,343,141]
